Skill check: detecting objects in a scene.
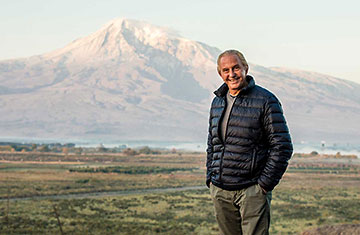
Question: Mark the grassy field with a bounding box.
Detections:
[0,152,204,198]
[0,151,359,234]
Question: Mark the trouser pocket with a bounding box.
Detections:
[256,184,267,195]
[239,184,271,234]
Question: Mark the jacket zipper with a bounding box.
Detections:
[217,97,226,144]
[218,97,226,182]
[219,96,238,182]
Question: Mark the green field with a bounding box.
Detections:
[0,152,359,234]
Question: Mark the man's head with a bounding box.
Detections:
[217,50,249,74]
[217,50,249,95]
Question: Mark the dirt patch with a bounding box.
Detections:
[0,160,85,165]
[301,224,360,235]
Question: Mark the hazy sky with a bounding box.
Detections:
[1,0,359,83]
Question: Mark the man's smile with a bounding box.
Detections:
[226,77,240,82]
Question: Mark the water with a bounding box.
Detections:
[1,136,359,156]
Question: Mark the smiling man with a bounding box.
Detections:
[206,50,293,235]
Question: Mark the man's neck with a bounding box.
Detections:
[229,89,240,96]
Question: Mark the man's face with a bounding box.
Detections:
[218,54,247,95]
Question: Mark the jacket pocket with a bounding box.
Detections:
[250,148,257,176]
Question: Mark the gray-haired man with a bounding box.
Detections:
[206,50,293,234]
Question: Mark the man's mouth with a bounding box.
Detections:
[227,77,240,82]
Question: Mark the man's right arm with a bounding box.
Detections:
[206,106,213,188]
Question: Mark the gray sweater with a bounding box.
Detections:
[219,90,237,142]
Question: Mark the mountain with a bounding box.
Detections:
[0,18,359,145]
[251,66,360,144]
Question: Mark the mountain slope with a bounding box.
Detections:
[251,65,360,143]
[0,18,359,144]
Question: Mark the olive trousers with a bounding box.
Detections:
[210,183,272,235]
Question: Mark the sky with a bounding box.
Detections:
[1,0,360,83]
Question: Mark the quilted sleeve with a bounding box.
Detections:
[257,95,293,191]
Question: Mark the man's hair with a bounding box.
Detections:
[217,49,249,74]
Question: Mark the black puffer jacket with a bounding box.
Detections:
[206,75,293,192]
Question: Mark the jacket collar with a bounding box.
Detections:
[214,75,255,97]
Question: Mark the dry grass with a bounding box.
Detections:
[0,152,359,234]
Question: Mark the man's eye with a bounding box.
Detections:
[234,67,240,71]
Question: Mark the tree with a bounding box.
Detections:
[123,148,137,156]
[39,145,50,152]
[138,146,151,154]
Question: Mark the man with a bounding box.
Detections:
[206,49,293,235]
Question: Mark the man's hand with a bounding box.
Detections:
[259,185,267,194]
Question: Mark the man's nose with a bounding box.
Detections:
[229,69,236,77]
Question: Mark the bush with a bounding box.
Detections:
[122,148,138,156]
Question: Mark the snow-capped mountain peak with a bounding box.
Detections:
[0,18,359,143]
